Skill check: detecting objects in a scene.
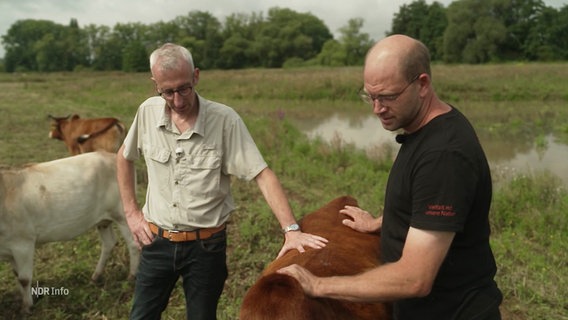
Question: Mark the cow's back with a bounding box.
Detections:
[80,119,126,154]
[0,151,120,243]
[50,115,126,155]
[240,196,392,320]
[0,151,139,313]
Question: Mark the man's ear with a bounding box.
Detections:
[193,68,200,86]
[151,77,159,92]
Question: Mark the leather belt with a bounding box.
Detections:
[148,222,225,242]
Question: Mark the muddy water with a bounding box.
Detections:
[294,113,568,186]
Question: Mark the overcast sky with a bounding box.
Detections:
[0,0,566,58]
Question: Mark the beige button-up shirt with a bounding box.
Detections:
[122,94,267,231]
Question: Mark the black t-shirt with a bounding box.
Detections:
[382,107,501,319]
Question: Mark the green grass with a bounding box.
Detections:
[0,64,567,319]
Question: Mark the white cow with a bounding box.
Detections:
[0,151,139,313]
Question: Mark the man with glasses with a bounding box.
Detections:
[116,43,328,319]
[279,35,502,319]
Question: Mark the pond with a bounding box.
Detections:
[293,113,568,187]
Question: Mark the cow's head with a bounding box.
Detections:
[47,114,78,140]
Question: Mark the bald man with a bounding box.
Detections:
[279,35,502,320]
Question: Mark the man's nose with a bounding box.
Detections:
[372,99,387,113]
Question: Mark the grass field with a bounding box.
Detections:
[0,64,567,319]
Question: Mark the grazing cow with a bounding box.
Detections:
[0,151,139,314]
[240,196,392,320]
[48,114,127,155]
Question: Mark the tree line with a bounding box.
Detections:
[1,0,566,73]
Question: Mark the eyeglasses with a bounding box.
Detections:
[158,84,193,100]
[359,74,420,105]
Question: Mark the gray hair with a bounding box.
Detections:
[149,43,195,73]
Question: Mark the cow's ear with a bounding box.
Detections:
[71,114,80,120]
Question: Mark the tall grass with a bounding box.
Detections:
[0,64,567,319]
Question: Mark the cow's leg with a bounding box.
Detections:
[92,221,117,282]
[11,242,35,314]
[115,220,140,279]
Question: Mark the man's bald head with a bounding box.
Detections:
[364,35,431,84]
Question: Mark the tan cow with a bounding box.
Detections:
[240,196,392,320]
[48,114,127,155]
[0,151,139,314]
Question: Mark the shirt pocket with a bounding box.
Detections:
[178,154,221,196]
[146,148,172,189]
[147,148,171,163]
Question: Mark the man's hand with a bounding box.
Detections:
[124,210,154,248]
[277,264,318,296]
[276,231,328,259]
[340,205,382,233]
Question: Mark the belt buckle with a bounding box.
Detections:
[168,229,180,240]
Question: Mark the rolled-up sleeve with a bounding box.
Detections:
[223,116,267,181]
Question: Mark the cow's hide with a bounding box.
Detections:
[0,151,139,314]
[240,196,392,320]
[48,114,126,155]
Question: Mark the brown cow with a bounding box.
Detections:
[48,114,127,155]
[240,196,392,320]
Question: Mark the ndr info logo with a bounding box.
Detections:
[31,282,70,297]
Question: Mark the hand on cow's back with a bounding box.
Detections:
[340,205,382,234]
[276,230,328,260]
[240,196,391,320]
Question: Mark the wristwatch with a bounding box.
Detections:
[282,223,300,233]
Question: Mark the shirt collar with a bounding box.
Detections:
[157,93,206,138]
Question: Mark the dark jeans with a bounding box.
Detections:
[129,230,228,320]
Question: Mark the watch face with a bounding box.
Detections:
[285,223,300,232]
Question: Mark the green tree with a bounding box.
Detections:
[443,0,508,63]
[2,8,414,71]
[63,18,89,70]
[553,5,568,59]
[316,39,347,66]
[255,7,332,67]
[464,15,507,63]
[104,22,148,71]
[493,0,546,60]
[338,18,373,65]
[222,12,264,41]
[442,0,562,63]
[83,24,123,71]
[122,40,148,72]
[84,24,108,68]
[95,37,123,71]
[34,32,62,71]
[173,11,223,69]
[422,2,448,60]
[389,0,448,60]
[146,21,181,49]
[523,4,568,60]
[391,0,431,36]
[218,12,264,68]
[219,34,252,69]
[2,19,61,72]
[3,19,90,72]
